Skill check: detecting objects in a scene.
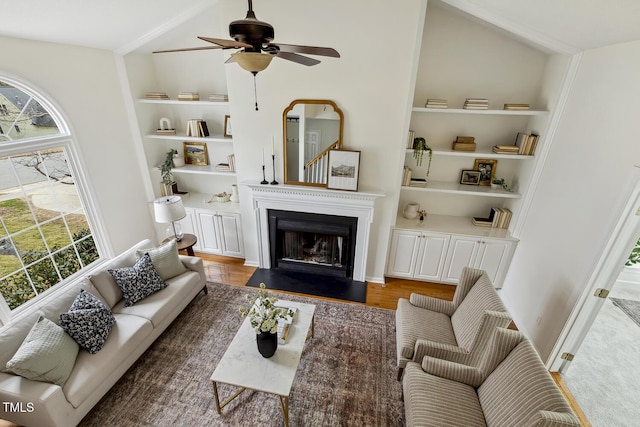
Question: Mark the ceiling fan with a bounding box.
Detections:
[153,0,340,109]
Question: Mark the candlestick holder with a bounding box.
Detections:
[260,164,268,184]
[270,154,279,185]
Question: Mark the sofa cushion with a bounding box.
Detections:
[396,298,457,361]
[403,362,486,427]
[450,274,506,351]
[60,290,115,354]
[478,340,576,427]
[108,253,168,307]
[62,313,153,408]
[135,239,187,280]
[6,316,79,387]
[112,270,201,327]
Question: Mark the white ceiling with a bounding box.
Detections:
[1,0,640,53]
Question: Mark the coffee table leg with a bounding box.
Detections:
[212,381,246,414]
[212,381,222,414]
[306,314,315,341]
[279,395,289,427]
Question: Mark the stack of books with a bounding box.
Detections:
[407,130,416,149]
[472,207,513,229]
[208,94,229,102]
[409,178,427,188]
[425,98,448,109]
[463,98,489,110]
[402,166,413,186]
[503,103,530,111]
[275,304,298,344]
[514,132,539,155]
[178,91,200,101]
[215,163,231,172]
[185,119,209,137]
[156,128,176,135]
[145,91,169,100]
[227,154,236,172]
[452,136,476,151]
[492,145,520,154]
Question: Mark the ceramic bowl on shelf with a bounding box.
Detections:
[214,192,231,203]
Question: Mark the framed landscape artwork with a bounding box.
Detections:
[183,142,209,165]
[327,150,360,191]
[473,159,497,186]
[224,115,232,137]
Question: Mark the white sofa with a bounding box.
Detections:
[0,239,207,427]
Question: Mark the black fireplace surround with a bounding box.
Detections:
[268,209,358,278]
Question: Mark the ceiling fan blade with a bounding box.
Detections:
[198,36,252,49]
[153,46,224,54]
[270,43,340,58]
[276,51,321,66]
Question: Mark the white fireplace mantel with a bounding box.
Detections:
[245,183,384,282]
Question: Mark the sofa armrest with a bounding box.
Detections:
[420,356,484,387]
[0,372,73,427]
[409,293,455,316]
[413,339,473,365]
[179,255,206,284]
[528,410,581,426]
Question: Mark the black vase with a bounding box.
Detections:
[256,331,278,358]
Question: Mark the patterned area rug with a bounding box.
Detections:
[79,282,403,426]
[611,297,640,327]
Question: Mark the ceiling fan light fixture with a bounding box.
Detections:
[232,52,273,73]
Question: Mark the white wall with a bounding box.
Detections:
[0,36,155,254]
[502,39,640,360]
[219,0,426,280]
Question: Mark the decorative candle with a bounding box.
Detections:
[262,148,265,165]
[271,136,275,156]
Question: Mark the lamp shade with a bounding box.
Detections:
[233,52,274,73]
[153,196,186,223]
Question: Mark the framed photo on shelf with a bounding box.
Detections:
[327,150,361,191]
[473,159,497,186]
[224,115,232,137]
[183,142,209,166]
[460,170,481,185]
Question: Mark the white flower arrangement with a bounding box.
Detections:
[239,283,294,334]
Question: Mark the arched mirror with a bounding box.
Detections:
[283,99,344,187]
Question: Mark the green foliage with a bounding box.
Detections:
[412,137,432,175]
[161,149,178,184]
[239,283,294,334]
[0,229,98,310]
[627,238,640,267]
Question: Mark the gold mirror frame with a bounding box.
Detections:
[283,99,344,187]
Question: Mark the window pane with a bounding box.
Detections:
[12,227,47,255]
[26,256,59,293]
[0,271,34,310]
[41,218,72,249]
[0,82,59,142]
[53,247,80,280]
[0,196,37,234]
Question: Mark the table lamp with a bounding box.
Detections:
[153,195,186,241]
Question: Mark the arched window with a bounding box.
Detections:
[0,75,103,323]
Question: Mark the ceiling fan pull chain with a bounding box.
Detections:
[252,72,259,111]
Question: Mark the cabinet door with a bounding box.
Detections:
[197,212,223,254]
[178,209,201,251]
[386,229,422,278]
[474,239,513,286]
[442,236,481,284]
[414,233,451,281]
[218,213,244,257]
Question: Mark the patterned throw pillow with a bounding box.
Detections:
[108,253,168,307]
[60,290,115,354]
[135,239,187,280]
[6,315,79,387]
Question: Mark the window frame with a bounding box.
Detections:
[0,73,109,325]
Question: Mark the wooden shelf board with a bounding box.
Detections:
[146,134,232,143]
[170,165,236,176]
[406,149,534,159]
[138,99,229,106]
[394,214,517,240]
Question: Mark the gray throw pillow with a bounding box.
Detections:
[60,290,115,354]
[6,315,79,387]
[109,253,168,306]
[135,239,187,280]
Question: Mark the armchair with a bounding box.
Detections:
[403,328,580,427]
[395,267,512,379]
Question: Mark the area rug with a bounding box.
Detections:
[79,282,403,426]
[611,297,640,328]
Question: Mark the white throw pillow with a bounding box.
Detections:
[135,239,187,280]
[6,315,79,387]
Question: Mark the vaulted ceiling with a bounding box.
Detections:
[2,0,640,54]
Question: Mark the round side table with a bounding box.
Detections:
[163,233,197,256]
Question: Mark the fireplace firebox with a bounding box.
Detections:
[268,209,357,278]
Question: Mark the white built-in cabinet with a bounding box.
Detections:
[386,2,566,288]
[176,194,244,258]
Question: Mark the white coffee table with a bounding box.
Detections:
[210,300,316,426]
